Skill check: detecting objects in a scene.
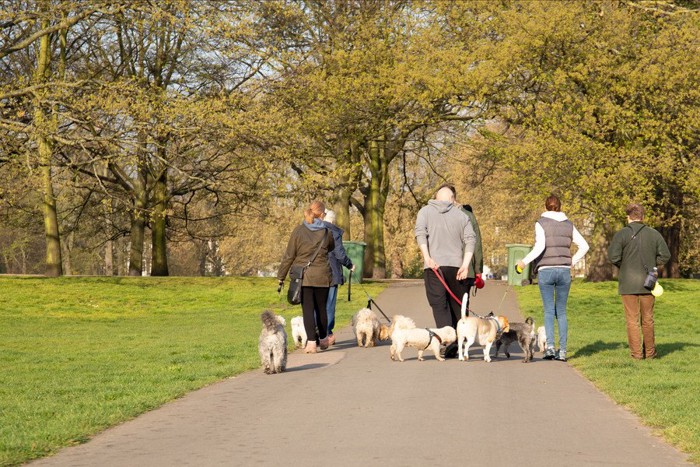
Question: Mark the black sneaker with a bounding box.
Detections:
[543,347,556,360]
[443,342,458,359]
[555,350,567,362]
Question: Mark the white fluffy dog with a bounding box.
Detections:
[352,308,390,347]
[259,310,287,374]
[290,315,307,349]
[456,293,510,362]
[390,324,457,362]
[536,326,546,353]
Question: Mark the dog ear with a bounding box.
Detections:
[488,311,494,316]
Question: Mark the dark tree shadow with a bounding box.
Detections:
[571,340,626,358]
[572,340,700,359]
[655,342,700,358]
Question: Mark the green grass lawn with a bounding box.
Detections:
[515,278,700,464]
[0,276,386,466]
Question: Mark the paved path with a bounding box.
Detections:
[31,281,690,466]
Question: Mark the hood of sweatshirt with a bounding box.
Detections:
[428,200,455,214]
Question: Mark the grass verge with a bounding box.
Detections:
[0,276,386,466]
[514,278,700,464]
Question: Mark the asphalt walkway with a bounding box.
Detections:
[31,280,691,466]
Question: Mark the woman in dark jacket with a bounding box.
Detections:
[322,210,354,345]
[278,201,334,353]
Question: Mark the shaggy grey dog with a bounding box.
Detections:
[259,310,287,374]
[494,316,536,362]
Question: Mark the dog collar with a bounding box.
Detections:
[423,328,442,350]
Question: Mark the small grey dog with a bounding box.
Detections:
[259,310,287,374]
[494,316,536,363]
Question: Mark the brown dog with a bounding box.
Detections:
[456,293,509,362]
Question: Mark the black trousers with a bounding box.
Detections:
[423,267,472,328]
[301,286,329,340]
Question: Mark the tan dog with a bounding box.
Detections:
[456,293,509,362]
[290,316,307,349]
[536,326,546,353]
[352,308,390,347]
[390,326,456,362]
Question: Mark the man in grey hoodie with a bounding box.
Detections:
[415,185,477,332]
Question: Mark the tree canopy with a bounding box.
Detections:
[1,0,698,278]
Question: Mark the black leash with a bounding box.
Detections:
[354,279,391,323]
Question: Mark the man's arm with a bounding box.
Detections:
[607,231,623,268]
[457,217,476,280]
[655,233,671,267]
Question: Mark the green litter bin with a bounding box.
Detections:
[342,241,366,283]
[506,243,532,286]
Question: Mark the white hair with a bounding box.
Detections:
[324,209,336,223]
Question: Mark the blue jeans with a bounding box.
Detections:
[537,267,571,352]
[326,285,339,334]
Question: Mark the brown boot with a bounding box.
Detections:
[303,341,317,353]
[319,337,329,350]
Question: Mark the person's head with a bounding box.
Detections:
[324,209,336,224]
[545,194,561,212]
[626,203,644,222]
[304,200,326,224]
[435,184,455,202]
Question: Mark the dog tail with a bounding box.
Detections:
[261,310,279,331]
[460,292,469,319]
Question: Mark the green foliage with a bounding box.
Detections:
[516,279,700,463]
[0,276,387,465]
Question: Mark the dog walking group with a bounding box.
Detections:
[260,190,670,374]
[258,288,548,374]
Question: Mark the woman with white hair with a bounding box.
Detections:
[322,209,355,345]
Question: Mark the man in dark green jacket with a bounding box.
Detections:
[608,203,671,360]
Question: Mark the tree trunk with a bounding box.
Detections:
[34,15,62,277]
[104,239,114,276]
[660,222,681,278]
[128,170,147,276]
[363,139,389,279]
[658,187,682,278]
[61,230,73,276]
[334,186,353,241]
[587,222,614,282]
[151,166,169,276]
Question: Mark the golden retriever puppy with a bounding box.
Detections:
[456,293,509,362]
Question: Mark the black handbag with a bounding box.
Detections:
[287,265,305,305]
[286,230,328,305]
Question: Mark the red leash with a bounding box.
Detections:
[431,267,463,306]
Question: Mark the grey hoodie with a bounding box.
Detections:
[415,200,476,269]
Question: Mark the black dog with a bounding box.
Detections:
[494,317,536,363]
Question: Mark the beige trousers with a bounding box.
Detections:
[621,294,656,359]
